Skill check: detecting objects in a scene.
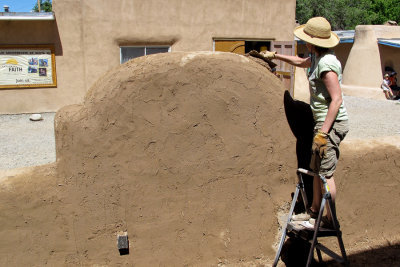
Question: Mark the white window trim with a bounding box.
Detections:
[120,45,171,63]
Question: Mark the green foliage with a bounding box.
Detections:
[32,0,52,12]
[296,0,400,30]
[370,0,400,25]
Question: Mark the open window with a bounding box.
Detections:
[214,39,295,95]
[213,39,271,55]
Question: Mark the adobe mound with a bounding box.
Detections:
[1,52,400,266]
[51,52,296,265]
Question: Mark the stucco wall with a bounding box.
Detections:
[0,0,296,114]
[0,19,72,113]
[76,0,296,94]
[342,26,383,89]
[334,43,353,69]
[342,25,400,100]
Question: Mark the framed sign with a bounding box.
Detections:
[0,45,56,89]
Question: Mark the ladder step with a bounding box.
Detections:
[287,221,340,240]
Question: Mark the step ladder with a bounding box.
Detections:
[272,168,348,267]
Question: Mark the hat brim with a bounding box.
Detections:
[294,24,340,48]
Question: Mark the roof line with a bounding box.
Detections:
[378,39,400,48]
[0,12,54,21]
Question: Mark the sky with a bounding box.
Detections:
[1,0,40,12]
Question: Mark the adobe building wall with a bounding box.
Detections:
[342,25,400,100]
[0,2,86,114]
[342,26,383,89]
[0,0,296,114]
[0,19,79,113]
[334,43,353,68]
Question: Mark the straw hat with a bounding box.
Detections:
[294,17,339,48]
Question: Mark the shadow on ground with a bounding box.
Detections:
[280,237,400,266]
[325,242,400,267]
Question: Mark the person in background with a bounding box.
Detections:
[259,17,349,229]
[381,73,395,100]
[389,72,400,99]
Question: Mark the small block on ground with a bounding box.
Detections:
[117,232,129,250]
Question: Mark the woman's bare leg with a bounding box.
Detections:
[325,176,336,221]
[311,175,337,222]
[311,175,322,213]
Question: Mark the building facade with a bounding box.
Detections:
[0,0,296,114]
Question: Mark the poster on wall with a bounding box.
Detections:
[0,45,56,89]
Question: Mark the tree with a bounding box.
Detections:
[370,0,400,25]
[296,0,399,30]
[33,0,52,12]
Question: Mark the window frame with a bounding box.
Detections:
[120,45,171,64]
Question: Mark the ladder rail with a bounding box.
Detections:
[272,185,301,267]
[306,197,327,266]
[297,171,310,212]
[327,197,348,264]
[316,243,346,264]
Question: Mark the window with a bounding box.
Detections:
[213,39,271,54]
[120,46,171,64]
[214,39,295,95]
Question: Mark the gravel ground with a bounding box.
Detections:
[0,112,56,170]
[0,96,399,170]
[344,95,400,139]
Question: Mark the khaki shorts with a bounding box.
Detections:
[310,120,349,177]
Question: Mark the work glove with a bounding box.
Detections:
[312,130,328,158]
[260,50,276,60]
[248,50,276,60]
[246,50,277,71]
[248,50,264,59]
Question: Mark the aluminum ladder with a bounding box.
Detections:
[272,168,348,266]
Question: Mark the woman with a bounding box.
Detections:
[263,17,349,229]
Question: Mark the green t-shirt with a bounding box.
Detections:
[308,53,348,122]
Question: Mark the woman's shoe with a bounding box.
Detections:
[309,216,340,230]
[292,208,319,221]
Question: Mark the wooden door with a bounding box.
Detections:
[214,40,245,54]
[271,41,296,95]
